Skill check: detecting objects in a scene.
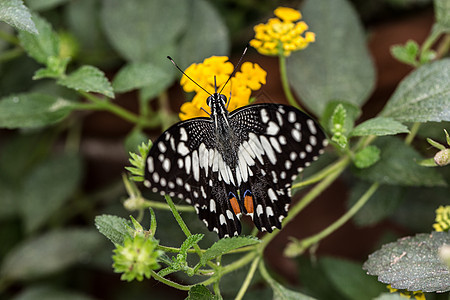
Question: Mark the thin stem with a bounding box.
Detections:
[405,122,421,145]
[278,54,302,110]
[292,155,349,190]
[0,47,24,62]
[235,256,261,300]
[262,156,350,247]
[293,182,379,254]
[150,270,193,290]
[164,195,203,257]
[142,199,195,212]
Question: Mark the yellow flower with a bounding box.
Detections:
[432,205,450,232]
[250,6,315,57]
[387,285,426,299]
[179,56,267,121]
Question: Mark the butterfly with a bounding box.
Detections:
[143,86,327,238]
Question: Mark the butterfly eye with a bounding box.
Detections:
[220,94,227,104]
[206,96,212,107]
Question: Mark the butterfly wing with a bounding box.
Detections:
[144,118,242,238]
[229,103,327,232]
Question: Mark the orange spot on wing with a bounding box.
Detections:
[229,196,241,215]
[244,195,254,214]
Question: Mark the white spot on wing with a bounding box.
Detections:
[307,119,317,134]
[180,127,188,141]
[266,121,280,135]
[177,142,189,156]
[210,199,216,212]
[260,135,276,164]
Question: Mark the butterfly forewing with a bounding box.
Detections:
[144,102,327,238]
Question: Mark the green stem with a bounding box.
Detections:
[164,195,203,257]
[151,270,193,290]
[0,30,20,45]
[278,54,302,110]
[142,199,195,212]
[235,256,261,300]
[293,182,379,254]
[262,156,350,247]
[0,47,24,62]
[405,122,421,145]
[292,155,349,190]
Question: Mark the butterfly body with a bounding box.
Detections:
[144,92,327,238]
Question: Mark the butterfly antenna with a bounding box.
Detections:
[167,56,212,96]
[218,45,248,95]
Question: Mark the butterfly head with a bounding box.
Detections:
[207,92,228,116]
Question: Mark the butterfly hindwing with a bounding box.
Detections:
[144,101,327,238]
[228,103,327,233]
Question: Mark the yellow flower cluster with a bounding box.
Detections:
[250,7,315,56]
[433,205,450,232]
[179,56,267,120]
[387,285,425,300]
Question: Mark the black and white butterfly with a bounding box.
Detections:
[144,57,327,238]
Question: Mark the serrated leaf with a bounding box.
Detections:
[390,41,419,67]
[287,0,375,116]
[0,0,37,34]
[381,59,450,122]
[178,0,229,67]
[0,93,75,129]
[18,14,58,64]
[348,182,404,227]
[186,284,215,300]
[57,65,114,98]
[100,0,187,62]
[350,117,409,137]
[112,62,173,94]
[321,100,361,135]
[0,229,103,281]
[434,0,450,31]
[180,234,204,256]
[20,153,82,233]
[200,236,259,266]
[95,215,132,245]
[320,257,386,300]
[353,145,381,169]
[363,231,450,292]
[354,136,446,186]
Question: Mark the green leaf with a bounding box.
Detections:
[178,0,229,67]
[269,279,316,300]
[180,234,204,256]
[186,285,215,300]
[100,0,188,62]
[0,0,37,34]
[124,128,148,154]
[353,145,381,169]
[427,137,446,151]
[381,59,450,122]
[0,93,75,129]
[354,136,446,186]
[112,62,173,95]
[434,0,450,31]
[390,40,419,67]
[287,0,375,116]
[363,231,450,293]
[321,100,360,135]
[348,182,404,227]
[24,0,70,11]
[20,153,82,233]
[320,257,386,300]
[350,117,409,137]
[13,285,95,300]
[57,65,114,98]
[18,14,59,64]
[200,236,260,266]
[0,229,103,281]
[330,104,349,148]
[95,215,133,246]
